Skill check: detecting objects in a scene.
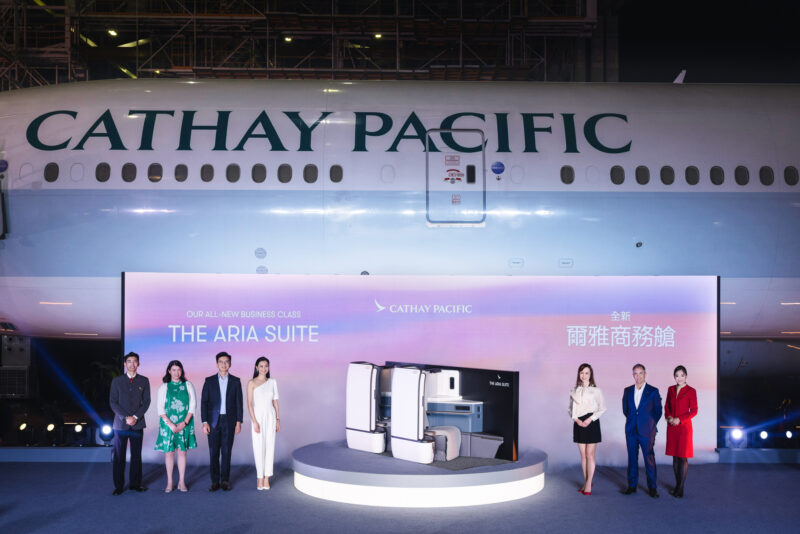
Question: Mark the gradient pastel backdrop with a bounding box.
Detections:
[123,273,717,467]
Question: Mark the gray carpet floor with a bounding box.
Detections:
[0,461,797,534]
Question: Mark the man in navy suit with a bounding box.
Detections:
[623,363,662,498]
[201,351,243,491]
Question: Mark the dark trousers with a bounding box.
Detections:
[112,429,143,490]
[626,431,657,489]
[208,414,235,483]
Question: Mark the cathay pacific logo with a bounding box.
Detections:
[26,109,631,155]
[373,300,473,314]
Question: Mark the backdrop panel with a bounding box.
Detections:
[123,274,717,466]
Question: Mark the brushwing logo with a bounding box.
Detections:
[372,299,473,314]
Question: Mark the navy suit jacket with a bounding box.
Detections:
[109,374,151,430]
[622,383,662,439]
[201,374,243,429]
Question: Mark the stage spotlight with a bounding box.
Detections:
[760,431,768,440]
[731,428,743,440]
[95,424,114,446]
[74,424,83,433]
[787,431,793,439]
[18,422,27,431]
[47,423,55,432]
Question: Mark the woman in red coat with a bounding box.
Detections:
[665,365,697,498]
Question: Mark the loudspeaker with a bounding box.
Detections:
[1,335,31,367]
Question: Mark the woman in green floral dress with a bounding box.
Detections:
[154,360,197,492]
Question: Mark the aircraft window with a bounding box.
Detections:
[303,164,318,183]
[610,166,624,185]
[95,163,111,182]
[685,166,699,185]
[44,163,59,182]
[759,166,774,186]
[278,164,292,183]
[201,164,214,182]
[660,166,675,185]
[148,164,163,182]
[635,166,650,185]
[330,165,343,183]
[560,166,574,184]
[226,164,240,183]
[252,164,267,183]
[175,164,188,182]
[122,163,136,182]
[710,166,724,185]
[784,166,799,186]
[734,166,749,186]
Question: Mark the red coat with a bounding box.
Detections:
[664,384,697,458]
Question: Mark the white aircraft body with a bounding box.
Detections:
[0,79,798,339]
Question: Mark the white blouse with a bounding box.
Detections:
[157,381,196,416]
[568,385,607,421]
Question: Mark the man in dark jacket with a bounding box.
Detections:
[201,351,243,491]
[109,352,151,495]
[623,363,662,498]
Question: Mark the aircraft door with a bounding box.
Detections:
[426,129,486,224]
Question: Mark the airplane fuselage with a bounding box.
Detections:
[0,80,798,338]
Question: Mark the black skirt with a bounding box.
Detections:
[573,412,602,444]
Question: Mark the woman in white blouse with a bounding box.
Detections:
[569,363,606,495]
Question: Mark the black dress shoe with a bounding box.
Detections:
[112,489,124,496]
[623,487,637,495]
[130,486,147,492]
[209,482,220,492]
[221,481,232,491]
[648,488,659,498]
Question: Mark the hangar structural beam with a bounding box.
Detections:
[1,1,621,90]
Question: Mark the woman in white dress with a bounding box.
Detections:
[247,356,280,490]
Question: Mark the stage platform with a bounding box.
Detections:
[292,440,547,507]
[717,447,800,463]
[0,446,112,463]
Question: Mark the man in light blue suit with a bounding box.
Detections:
[622,363,662,498]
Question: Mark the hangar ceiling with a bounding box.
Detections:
[0,0,619,91]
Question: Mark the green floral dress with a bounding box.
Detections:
[154,381,197,452]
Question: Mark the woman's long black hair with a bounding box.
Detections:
[253,356,271,379]
[162,360,186,383]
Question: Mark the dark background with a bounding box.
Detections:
[618,0,800,83]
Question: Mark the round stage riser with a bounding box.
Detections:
[293,472,545,507]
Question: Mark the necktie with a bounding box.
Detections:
[130,377,133,383]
